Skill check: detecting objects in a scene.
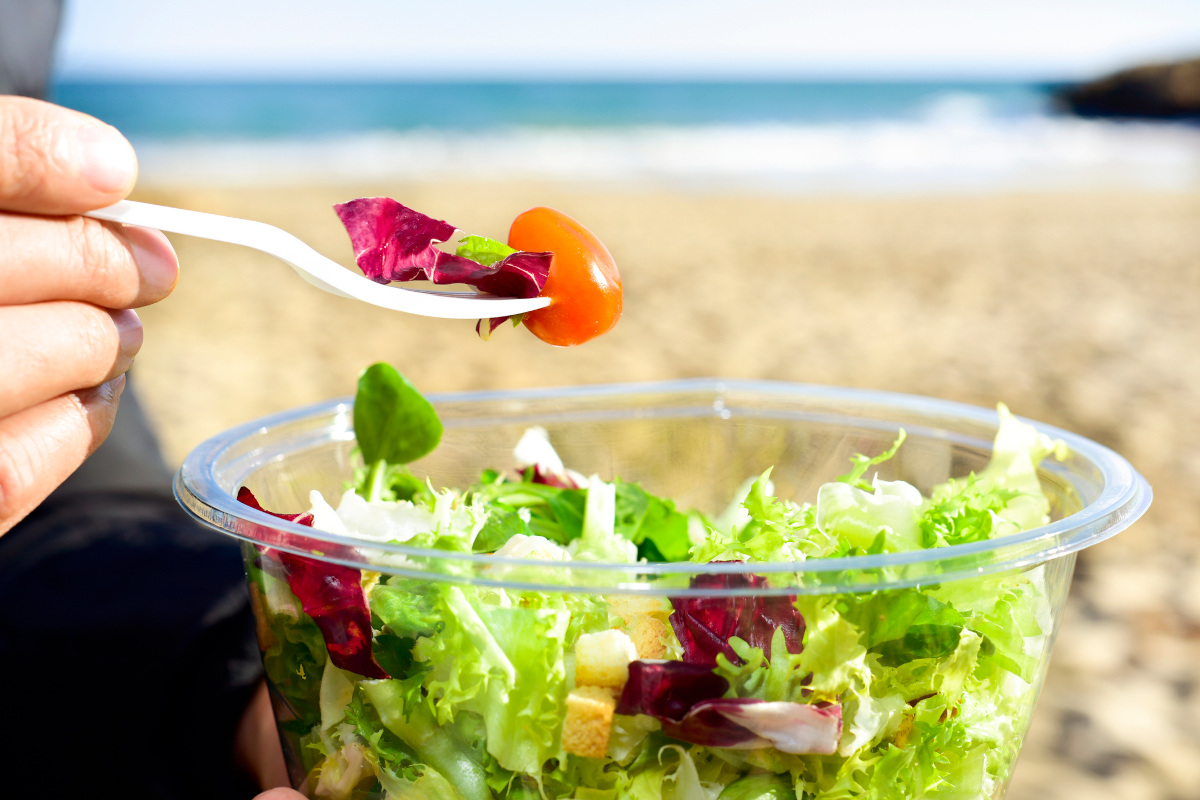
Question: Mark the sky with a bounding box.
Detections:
[57,0,1200,81]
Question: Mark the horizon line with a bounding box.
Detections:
[53,72,1081,85]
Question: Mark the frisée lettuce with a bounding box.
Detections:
[240,365,1068,800]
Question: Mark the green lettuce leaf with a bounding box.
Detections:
[468,478,587,547]
[361,679,493,800]
[354,363,443,501]
[614,479,692,562]
[718,773,797,800]
[341,686,422,781]
[369,579,444,680]
[937,404,1066,536]
[817,478,924,553]
[456,234,518,266]
[250,561,326,733]
[568,478,637,563]
[370,581,443,641]
[406,581,608,778]
[472,507,535,553]
[691,470,822,563]
[838,431,906,490]
[793,595,872,703]
[714,627,809,704]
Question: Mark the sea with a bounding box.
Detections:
[51,79,1200,193]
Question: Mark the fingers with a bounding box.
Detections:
[0,96,137,215]
[0,375,125,535]
[0,213,178,307]
[0,302,141,419]
[253,790,307,800]
[0,98,156,534]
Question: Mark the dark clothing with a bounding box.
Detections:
[0,492,264,800]
[0,0,62,98]
[57,374,177,499]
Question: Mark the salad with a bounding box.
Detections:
[242,364,1067,800]
[335,199,622,346]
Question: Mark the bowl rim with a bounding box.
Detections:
[175,378,1151,592]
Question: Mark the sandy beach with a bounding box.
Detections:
[129,182,1199,799]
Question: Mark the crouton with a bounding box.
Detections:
[561,686,617,759]
[575,629,638,689]
[607,594,673,624]
[626,614,671,660]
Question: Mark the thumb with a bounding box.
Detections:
[0,95,137,215]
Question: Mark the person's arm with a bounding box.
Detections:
[0,94,178,534]
[236,681,292,792]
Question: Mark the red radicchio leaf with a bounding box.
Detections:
[615,659,731,722]
[435,250,551,299]
[237,487,388,679]
[334,197,452,283]
[668,567,805,667]
[273,553,388,679]
[529,464,585,490]
[662,698,842,754]
[615,660,842,754]
[475,317,511,340]
[333,197,551,298]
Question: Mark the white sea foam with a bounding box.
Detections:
[133,112,1200,193]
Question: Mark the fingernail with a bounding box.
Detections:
[97,373,128,403]
[109,308,144,360]
[109,372,127,400]
[75,125,137,193]
[123,225,179,295]
[79,372,126,402]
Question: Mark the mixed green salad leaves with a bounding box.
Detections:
[243,364,1067,800]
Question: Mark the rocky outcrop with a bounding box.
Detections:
[1055,58,1200,119]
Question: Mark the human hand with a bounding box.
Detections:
[0,96,179,535]
[252,790,307,800]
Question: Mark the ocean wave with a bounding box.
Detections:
[132,114,1200,192]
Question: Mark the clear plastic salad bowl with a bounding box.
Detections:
[176,379,1150,800]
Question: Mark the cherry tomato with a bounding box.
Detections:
[508,207,622,346]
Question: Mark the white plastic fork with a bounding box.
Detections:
[84,200,551,319]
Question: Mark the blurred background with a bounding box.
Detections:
[38,1,1200,797]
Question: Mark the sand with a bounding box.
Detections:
[129,182,1200,799]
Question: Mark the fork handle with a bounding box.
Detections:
[84,200,285,250]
